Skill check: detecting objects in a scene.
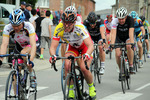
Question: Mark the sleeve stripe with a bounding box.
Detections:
[29,33,36,36]
[3,34,9,37]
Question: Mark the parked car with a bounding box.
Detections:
[0,3,16,24]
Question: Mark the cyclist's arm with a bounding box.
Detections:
[49,39,59,56]
[0,36,9,61]
[29,34,36,61]
[129,28,134,43]
[140,26,145,36]
[100,26,105,39]
[83,37,94,55]
[110,29,116,44]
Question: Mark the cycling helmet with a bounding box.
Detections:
[87,12,97,24]
[129,11,138,19]
[61,6,77,22]
[116,7,127,18]
[107,14,112,18]
[139,15,145,22]
[9,9,25,26]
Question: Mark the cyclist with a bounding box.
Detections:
[49,6,96,99]
[84,12,106,75]
[139,15,150,58]
[110,7,135,81]
[129,11,145,68]
[0,9,37,88]
[104,14,113,54]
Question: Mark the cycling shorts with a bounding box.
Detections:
[114,36,129,49]
[91,35,102,43]
[66,42,88,57]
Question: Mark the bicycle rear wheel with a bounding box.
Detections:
[63,74,78,100]
[120,58,126,94]
[25,69,37,100]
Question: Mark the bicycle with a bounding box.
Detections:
[90,42,103,85]
[0,53,37,100]
[133,42,139,72]
[142,36,147,62]
[110,43,134,94]
[52,55,90,100]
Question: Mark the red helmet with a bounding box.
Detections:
[107,15,112,18]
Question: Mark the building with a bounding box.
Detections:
[95,9,111,20]
[36,0,95,20]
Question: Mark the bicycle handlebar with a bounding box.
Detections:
[51,55,89,71]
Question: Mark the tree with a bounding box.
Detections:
[21,0,38,8]
[0,0,6,3]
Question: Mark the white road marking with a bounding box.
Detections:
[100,92,142,100]
[135,83,150,91]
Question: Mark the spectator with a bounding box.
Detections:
[20,1,26,11]
[34,11,45,55]
[29,9,38,29]
[40,11,53,59]
[24,3,32,21]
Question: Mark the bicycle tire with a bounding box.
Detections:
[96,53,101,84]
[5,70,21,100]
[63,74,78,100]
[61,61,65,94]
[125,62,131,90]
[25,69,37,100]
[110,51,112,59]
[120,58,126,94]
[143,41,147,62]
[133,52,138,72]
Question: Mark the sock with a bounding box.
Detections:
[40,54,43,58]
[101,62,105,68]
[69,85,74,89]
[88,83,94,87]
[30,71,34,76]
[129,64,133,67]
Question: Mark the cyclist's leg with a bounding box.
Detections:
[98,39,105,74]
[145,34,150,57]
[20,46,37,88]
[65,45,79,98]
[126,39,135,73]
[78,43,96,98]
[137,38,143,67]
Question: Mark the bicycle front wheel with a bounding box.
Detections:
[120,58,126,94]
[96,54,101,84]
[61,61,65,94]
[63,74,78,100]
[5,70,20,100]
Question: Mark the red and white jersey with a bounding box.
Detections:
[104,19,112,34]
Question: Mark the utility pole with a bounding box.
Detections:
[15,0,20,9]
[116,0,119,9]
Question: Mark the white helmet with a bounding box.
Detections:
[116,7,127,19]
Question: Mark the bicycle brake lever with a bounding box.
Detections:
[52,62,58,72]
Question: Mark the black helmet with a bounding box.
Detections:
[87,12,97,24]
[139,15,145,22]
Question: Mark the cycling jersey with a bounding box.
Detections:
[111,16,134,42]
[53,21,90,49]
[143,20,150,33]
[104,19,112,34]
[134,17,143,36]
[84,19,104,37]
[3,22,37,48]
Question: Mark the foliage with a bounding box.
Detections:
[21,0,38,8]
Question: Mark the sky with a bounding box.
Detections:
[95,0,116,11]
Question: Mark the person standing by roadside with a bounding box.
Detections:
[24,3,32,21]
[29,9,38,29]
[20,1,26,11]
[34,11,45,55]
[40,11,53,59]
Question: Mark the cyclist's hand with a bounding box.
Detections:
[49,55,57,63]
[82,53,90,61]
[28,61,34,67]
[0,60,2,66]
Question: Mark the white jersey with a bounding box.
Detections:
[3,22,36,48]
